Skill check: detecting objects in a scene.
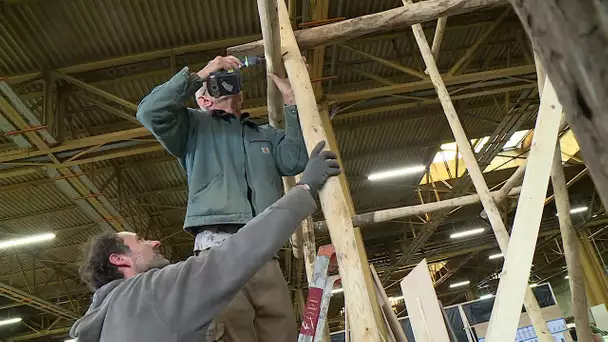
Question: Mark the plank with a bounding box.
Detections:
[484,78,563,342]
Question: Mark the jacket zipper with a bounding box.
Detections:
[240,122,256,217]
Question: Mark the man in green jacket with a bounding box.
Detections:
[136,55,308,341]
[70,142,340,342]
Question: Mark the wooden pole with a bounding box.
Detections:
[506,0,608,213]
[255,0,307,265]
[480,162,526,219]
[551,147,593,341]
[484,78,563,342]
[314,187,522,232]
[256,0,286,125]
[228,0,504,56]
[402,1,553,340]
[276,1,384,340]
[430,17,447,60]
[256,5,329,340]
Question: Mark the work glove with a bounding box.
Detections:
[297,141,342,196]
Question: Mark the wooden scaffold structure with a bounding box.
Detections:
[232,0,608,341]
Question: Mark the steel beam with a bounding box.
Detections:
[6,327,71,342]
[0,282,79,320]
[326,64,536,103]
[0,82,131,232]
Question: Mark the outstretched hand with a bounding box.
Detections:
[298,141,341,196]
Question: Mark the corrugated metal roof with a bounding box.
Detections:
[0,0,261,75]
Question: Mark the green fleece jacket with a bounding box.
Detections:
[69,187,316,342]
[136,67,308,231]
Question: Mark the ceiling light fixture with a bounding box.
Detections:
[479,294,493,300]
[0,233,55,250]
[449,280,470,288]
[368,165,426,181]
[556,206,588,216]
[488,253,503,260]
[0,317,22,326]
[450,228,485,239]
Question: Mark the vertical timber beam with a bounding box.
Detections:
[277,1,385,340]
[255,0,304,263]
[506,1,608,213]
[320,102,388,338]
[430,17,448,60]
[551,146,593,341]
[402,1,553,340]
[308,1,335,339]
[484,78,562,342]
[257,0,286,126]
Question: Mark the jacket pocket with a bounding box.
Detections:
[248,139,273,156]
[190,173,221,199]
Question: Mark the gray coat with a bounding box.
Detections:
[69,187,316,342]
[136,67,308,231]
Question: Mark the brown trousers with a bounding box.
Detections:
[202,253,297,342]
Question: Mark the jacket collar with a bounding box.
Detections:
[209,109,259,129]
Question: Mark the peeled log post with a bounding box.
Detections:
[403,0,511,258]
[256,0,286,125]
[276,1,385,341]
[228,0,504,56]
[314,187,522,232]
[507,0,608,212]
[255,0,307,260]
[430,17,447,59]
[551,145,593,341]
[480,161,526,219]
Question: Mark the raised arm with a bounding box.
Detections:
[137,56,242,157]
[148,141,340,334]
[267,73,308,176]
[136,68,201,157]
[272,105,309,176]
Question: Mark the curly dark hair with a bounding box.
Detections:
[80,231,131,291]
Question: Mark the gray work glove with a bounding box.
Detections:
[297,141,342,196]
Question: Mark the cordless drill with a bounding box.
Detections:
[206,56,265,98]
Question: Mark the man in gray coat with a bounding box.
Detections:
[69,142,340,342]
[136,55,308,341]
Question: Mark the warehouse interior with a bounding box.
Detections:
[0,0,607,341]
